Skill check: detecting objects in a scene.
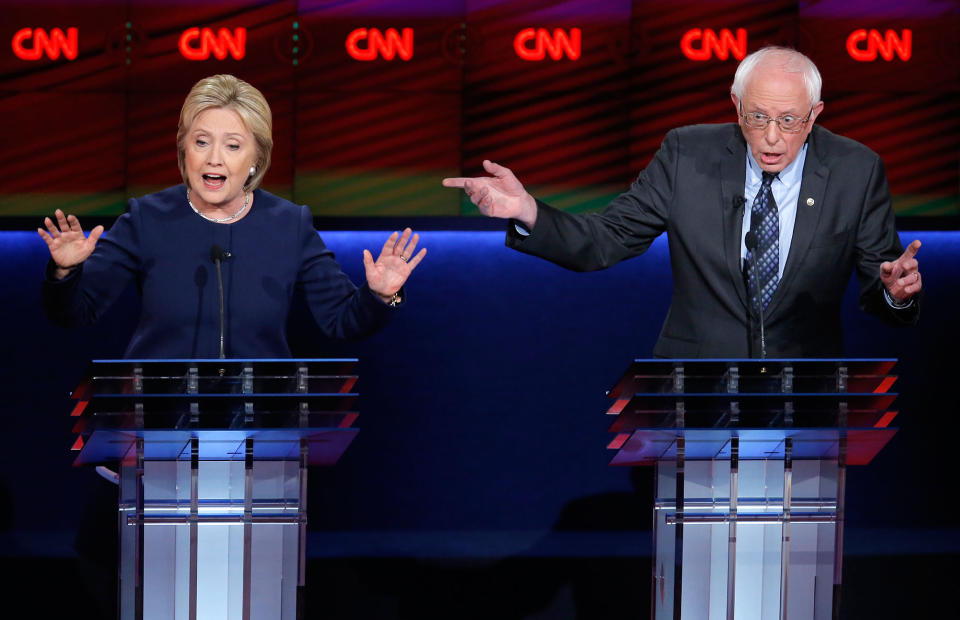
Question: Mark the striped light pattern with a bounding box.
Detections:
[0,0,956,218]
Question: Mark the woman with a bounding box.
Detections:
[39,74,425,357]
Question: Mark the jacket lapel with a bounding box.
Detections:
[720,128,750,314]
[765,127,829,320]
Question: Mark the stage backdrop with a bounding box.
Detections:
[1,228,958,619]
[1,0,958,220]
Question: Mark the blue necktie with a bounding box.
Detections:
[746,172,779,311]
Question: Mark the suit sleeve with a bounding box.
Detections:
[854,155,919,326]
[505,129,678,272]
[295,206,393,340]
[42,202,142,327]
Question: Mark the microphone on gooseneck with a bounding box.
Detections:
[210,244,232,359]
[210,244,232,263]
[744,231,767,360]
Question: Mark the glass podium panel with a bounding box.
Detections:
[119,458,303,620]
[607,360,900,620]
[67,359,361,620]
[610,428,896,466]
[653,455,842,620]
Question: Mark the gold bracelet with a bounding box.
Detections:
[388,291,401,307]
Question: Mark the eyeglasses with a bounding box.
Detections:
[739,102,813,134]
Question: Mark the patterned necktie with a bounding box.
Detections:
[746,172,779,311]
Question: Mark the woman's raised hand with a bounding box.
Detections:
[363,228,426,303]
[37,209,104,279]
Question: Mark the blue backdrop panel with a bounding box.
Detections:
[0,229,957,559]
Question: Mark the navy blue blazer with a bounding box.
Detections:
[43,185,392,358]
[507,123,918,358]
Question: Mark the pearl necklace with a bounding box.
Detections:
[187,188,250,223]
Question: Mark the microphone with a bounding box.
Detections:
[733,195,747,211]
[210,245,231,262]
[210,244,231,359]
[744,231,767,360]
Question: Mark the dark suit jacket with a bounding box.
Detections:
[507,123,918,358]
[43,185,392,358]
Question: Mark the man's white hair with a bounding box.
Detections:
[731,46,822,107]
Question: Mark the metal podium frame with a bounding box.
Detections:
[68,358,361,620]
[605,359,900,620]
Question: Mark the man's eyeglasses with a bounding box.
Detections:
[739,102,812,134]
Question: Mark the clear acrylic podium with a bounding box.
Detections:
[605,359,900,620]
[68,359,361,620]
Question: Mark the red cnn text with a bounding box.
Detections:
[680,28,747,61]
[846,29,912,62]
[346,28,414,61]
[12,27,78,61]
[179,27,247,61]
[514,28,581,61]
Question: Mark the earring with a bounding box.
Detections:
[249,166,256,176]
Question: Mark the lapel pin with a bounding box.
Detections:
[806,197,815,206]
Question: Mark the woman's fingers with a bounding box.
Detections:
[37,212,102,268]
[67,213,83,233]
[44,216,60,237]
[379,231,400,257]
[394,228,412,256]
[399,231,419,259]
[405,247,427,270]
[55,209,70,232]
[88,225,104,245]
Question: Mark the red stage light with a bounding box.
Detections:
[513,28,581,61]
[846,29,912,62]
[178,27,247,61]
[11,27,78,61]
[345,28,414,61]
[680,28,747,61]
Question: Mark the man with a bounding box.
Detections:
[443,46,921,357]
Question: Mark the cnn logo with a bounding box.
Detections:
[11,27,78,61]
[346,28,413,61]
[846,29,911,62]
[681,28,747,61]
[514,28,581,61]
[179,27,246,61]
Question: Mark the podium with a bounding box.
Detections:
[68,359,361,620]
[605,359,900,620]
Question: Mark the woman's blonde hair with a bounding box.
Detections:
[176,74,273,191]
